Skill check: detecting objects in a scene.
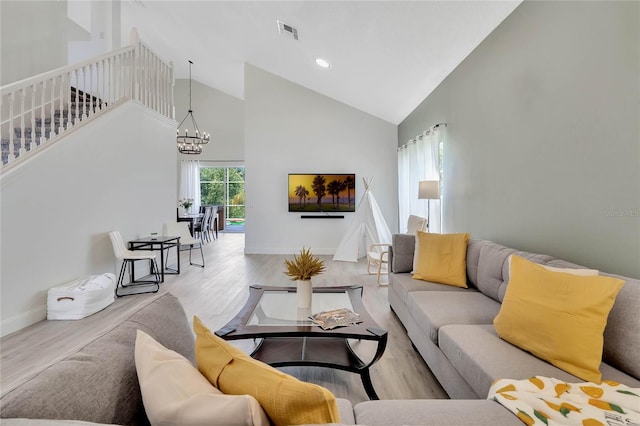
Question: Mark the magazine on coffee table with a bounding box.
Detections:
[309,308,362,330]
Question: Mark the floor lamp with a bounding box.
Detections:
[418,181,440,232]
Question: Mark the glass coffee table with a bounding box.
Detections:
[215,285,388,400]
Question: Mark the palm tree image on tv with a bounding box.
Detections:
[344,175,355,208]
[312,175,326,209]
[327,179,346,209]
[294,185,309,208]
[288,174,356,212]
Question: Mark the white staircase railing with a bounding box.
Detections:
[0,28,174,172]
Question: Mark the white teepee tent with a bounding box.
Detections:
[333,177,392,262]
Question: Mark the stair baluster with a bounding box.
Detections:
[1,28,174,171]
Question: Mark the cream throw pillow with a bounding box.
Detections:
[193,316,340,426]
[494,255,624,383]
[407,215,427,273]
[412,232,470,288]
[134,330,270,426]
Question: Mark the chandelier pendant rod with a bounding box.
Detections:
[176,59,210,154]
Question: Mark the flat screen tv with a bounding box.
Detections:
[288,174,356,213]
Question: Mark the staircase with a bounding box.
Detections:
[0,29,174,173]
[1,89,105,164]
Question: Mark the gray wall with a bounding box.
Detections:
[244,64,398,255]
[399,1,639,278]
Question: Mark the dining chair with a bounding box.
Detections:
[108,231,161,297]
[194,206,212,242]
[163,222,205,267]
[206,207,217,241]
[212,206,220,240]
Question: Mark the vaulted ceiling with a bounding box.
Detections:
[122,1,521,124]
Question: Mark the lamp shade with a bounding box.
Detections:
[418,181,440,200]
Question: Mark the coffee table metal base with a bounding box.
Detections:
[215,285,387,400]
[250,334,384,400]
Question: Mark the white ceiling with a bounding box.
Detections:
[121,1,521,125]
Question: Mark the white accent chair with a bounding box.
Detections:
[367,215,427,286]
[164,222,205,267]
[108,231,161,297]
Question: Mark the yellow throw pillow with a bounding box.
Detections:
[494,255,624,383]
[412,232,470,288]
[193,316,340,426]
[134,330,270,426]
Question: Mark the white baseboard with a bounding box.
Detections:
[1,305,47,337]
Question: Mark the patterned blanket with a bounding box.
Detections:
[487,376,640,426]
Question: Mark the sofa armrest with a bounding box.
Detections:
[390,233,416,273]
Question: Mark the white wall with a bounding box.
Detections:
[67,1,92,35]
[0,101,177,336]
[175,79,245,163]
[244,65,398,255]
[398,1,640,278]
[1,1,68,85]
[67,1,122,65]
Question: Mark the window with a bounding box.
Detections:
[200,167,245,229]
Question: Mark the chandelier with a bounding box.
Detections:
[176,60,210,154]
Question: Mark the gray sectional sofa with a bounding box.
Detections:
[3,235,638,426]
[387,236,640,400]
[1,292,519,426]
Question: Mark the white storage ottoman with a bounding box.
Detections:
[47,274,116,320]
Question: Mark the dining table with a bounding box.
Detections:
[128,236,180,283]
[177,213,203,236]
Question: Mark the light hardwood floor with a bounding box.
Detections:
[0,233,447,403]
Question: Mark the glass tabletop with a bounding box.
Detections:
[248,290,353,326]
[129,236,179,243]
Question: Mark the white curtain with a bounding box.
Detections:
[397,126,443,233]
[180,160,201,212]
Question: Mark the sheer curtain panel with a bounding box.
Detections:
[180,160,201,213]
[397,125,444,233]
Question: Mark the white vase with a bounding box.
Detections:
[296,279,312,309]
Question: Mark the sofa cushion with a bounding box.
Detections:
[193,316,340,426]
[135,330,269,426]
[354,399,522,426]
[334,399,356,425]
[494,255,624,383]
[407,291,500,345]
[438,324,640,399]
[390,274,470,307]
[390,233,415,273]
[0,293,193,426]
[476,243,555,302]
[475,243,516,302]
[413,232,470,288]
[600,273,640,380]
[465,239,488,288]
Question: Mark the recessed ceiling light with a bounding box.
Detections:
[314,57,331,69]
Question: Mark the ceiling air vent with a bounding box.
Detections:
[277,20,299,40]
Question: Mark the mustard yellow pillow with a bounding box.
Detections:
[412,232,470,287]
[494,255,624,383]
[193,316,340,426]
